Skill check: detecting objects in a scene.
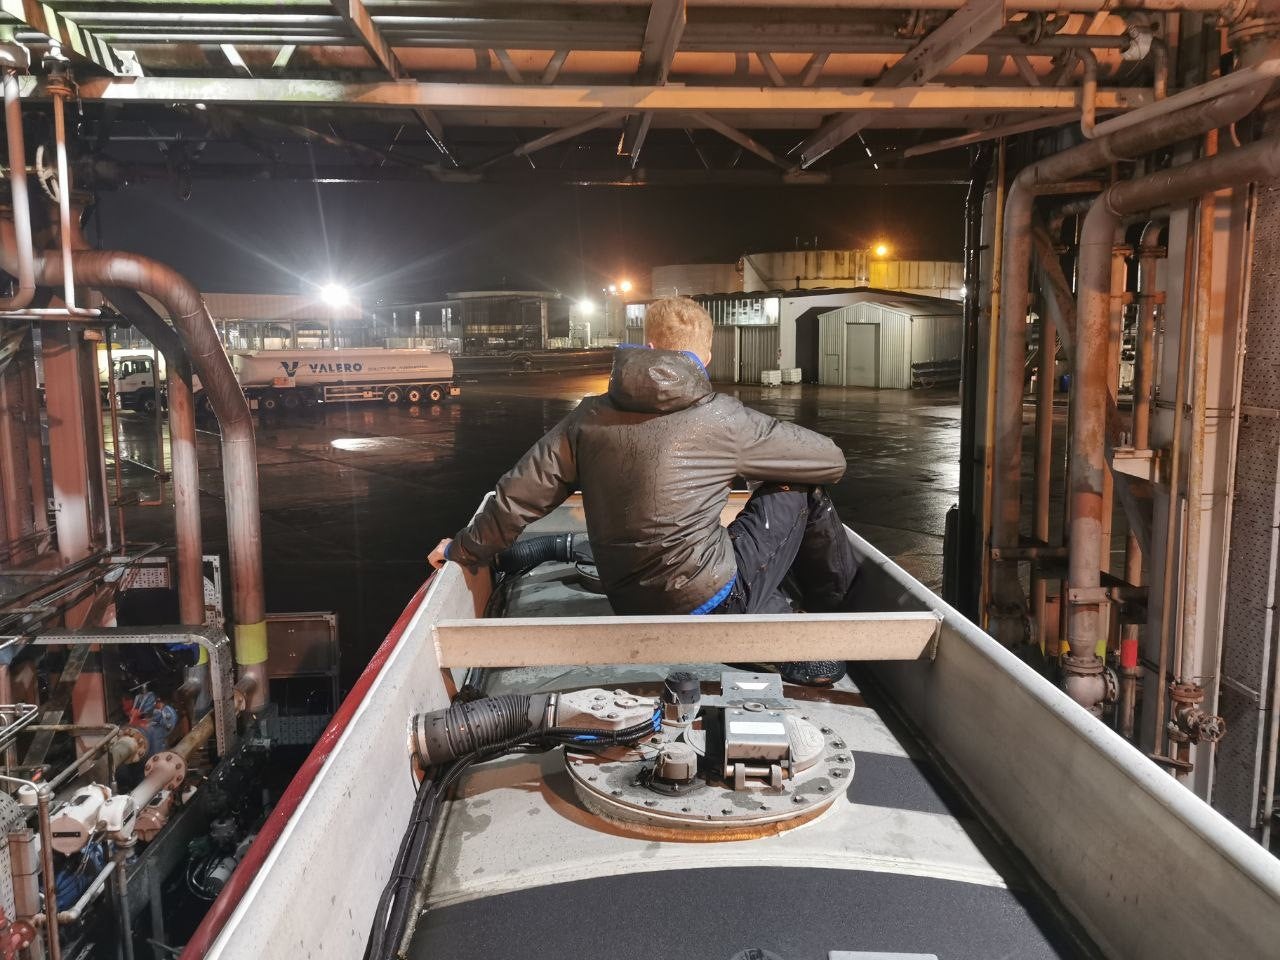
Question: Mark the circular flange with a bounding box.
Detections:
[564,709,856,840]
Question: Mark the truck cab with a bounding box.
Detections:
[106,352,164,413]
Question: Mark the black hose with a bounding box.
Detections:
[411,694,550,767]
[493,533,579,573]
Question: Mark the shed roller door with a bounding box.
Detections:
[740,326,780,384]
[709,327,738,382]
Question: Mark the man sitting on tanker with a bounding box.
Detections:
[428,296,860,685]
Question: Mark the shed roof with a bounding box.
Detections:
[817,291,963,319]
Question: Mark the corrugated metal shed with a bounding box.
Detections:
[818,294,962,390]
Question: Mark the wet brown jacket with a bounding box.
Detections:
[450,347,847,614]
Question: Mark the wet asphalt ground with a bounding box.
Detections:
[115,372,960,689]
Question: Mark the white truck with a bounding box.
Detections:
[227,348,459,412]
[100,348,166,413]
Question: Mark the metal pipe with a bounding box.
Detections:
[1153,225,1200,755]
[53,859,115,924]
[1031,231,1059,658]
[989,81,1271,650]
[1079,50,1099,139]
[1068,131,1280,713]
[102,288,203,628]
[0,229,268,705]
[113,838,135,960]
[1119,220,1165,738]
[104,333,127,547]
[36,628,236,755]
[50,85,75,313]
[1152,39,1169,101]
[1091,58,1280,139]
[1259,439,1280,846]
[0,68,34,311]
[1178,130,1218,688]
[978,138,1005,631]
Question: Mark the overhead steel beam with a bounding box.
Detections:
[97,160,971,187]
[688,110,788,169]
[59,77,1148,114]
[756,50,786,86]
[479,110,625,168]
[492,47,524,83]
[620,0,686,166]
[0,0,135,75]
[794,0,1006,168]
[329,0,456,160]
[329,0,403,79]
[220,44,252,79]
[272,44,297,73]
[800,51,829,86]
[541,49,569,84]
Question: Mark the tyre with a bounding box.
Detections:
[426,385,445,403]
[259,390,281,413]
[140,393,157,416]
[512,355,534,373]
[383,385,405,405]
[281,391,303,412]
[406,385,425,404]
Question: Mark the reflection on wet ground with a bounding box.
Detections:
[115,373,960,689]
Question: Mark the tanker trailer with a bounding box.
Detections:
[228,348,459,411]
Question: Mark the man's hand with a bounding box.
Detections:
[428,538,452,570]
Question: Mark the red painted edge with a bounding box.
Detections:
[181,574,436,959]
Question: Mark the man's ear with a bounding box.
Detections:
[646,341,656,349]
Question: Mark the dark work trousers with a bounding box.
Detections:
[712,484,860,615]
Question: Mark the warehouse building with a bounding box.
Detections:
[816,294,963,389]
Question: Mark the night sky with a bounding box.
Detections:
[91,178,967,304]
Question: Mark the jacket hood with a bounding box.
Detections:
[608,347,712,413]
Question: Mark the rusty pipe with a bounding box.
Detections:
[1068,132,1280,713]
[50,86,75,313]
[0,235,268,707]
[0,69,33,311]
[1079,49,1099,139]
[1118,220,1165,739]
[989,81,1271,650]
[101,288,203,629]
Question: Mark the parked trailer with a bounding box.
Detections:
[229,349,459,411]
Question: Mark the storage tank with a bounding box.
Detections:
[231,348,452,388]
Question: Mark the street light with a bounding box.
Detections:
[578,298,596,316]
[873,243,889,258]
[320,282,351,307]
[608,284,618,294]
[619,278,633,294]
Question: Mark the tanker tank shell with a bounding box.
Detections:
[231,348,453,388]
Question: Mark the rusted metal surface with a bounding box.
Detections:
[989,79,1272,653]
[0,70,33,312]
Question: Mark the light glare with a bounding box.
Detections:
[578,298,596,316]
[619,278,633,293]
[320,282,350,307]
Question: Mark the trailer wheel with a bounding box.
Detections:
[383,385,405,405]
[406,385,425,404]
[426,385,445,403]
[281,391,303,412]
[139,393,158,416]
[259,390,281,413]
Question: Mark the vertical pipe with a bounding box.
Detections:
[1153,222,1199,755]
[1260,441,1280,847]
[1100,245,1128,576]
[50,90,75,312]
[37,787,60,960]
[0,68,34,311]
[113,839,135,960]
[1032,260,1057,655]
[979,139,1006,631]
[1178,132,1218,688]
[152,343,164,505]
[104,334,126,546]
[1119,222,1164,739]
